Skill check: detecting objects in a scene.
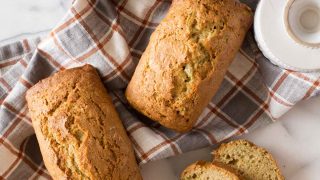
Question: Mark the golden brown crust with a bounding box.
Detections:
[125,0,253,132]
[26,65,142,180]
[181,161,240,180]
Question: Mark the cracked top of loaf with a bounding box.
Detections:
[26,65,141,180]
[126,0,253,132]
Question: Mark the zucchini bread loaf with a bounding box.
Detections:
[125,0,253,132]
[26,65,141,180]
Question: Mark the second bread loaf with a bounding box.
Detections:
[126,0,253,132]
[26,65,141,180]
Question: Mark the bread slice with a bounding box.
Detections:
[181,161,240,180]
[212,140,284,180]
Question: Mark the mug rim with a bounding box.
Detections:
[284,0,320,48]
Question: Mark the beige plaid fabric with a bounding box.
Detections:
[0,0,320,179]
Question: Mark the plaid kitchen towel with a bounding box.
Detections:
[1,0,320,179]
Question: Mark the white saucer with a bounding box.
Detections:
[254,0,320,72]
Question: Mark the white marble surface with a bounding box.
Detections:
[0,0,71,45]
[1,1,320,179]
[141,97,320,180]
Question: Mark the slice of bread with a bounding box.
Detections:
[212,140,284,180]
[181,161,240,180]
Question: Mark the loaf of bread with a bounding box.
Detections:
[26,65,142,180]
[125,0,253,132]
[181,161,239,180]
[212,140,284,180]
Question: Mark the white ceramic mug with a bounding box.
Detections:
[284,0,320,48]
[254,0,320,71]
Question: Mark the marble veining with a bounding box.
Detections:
[1,0,320,179]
